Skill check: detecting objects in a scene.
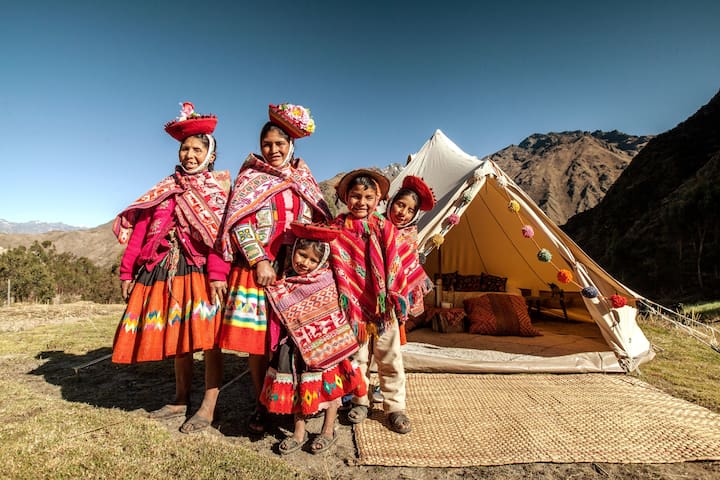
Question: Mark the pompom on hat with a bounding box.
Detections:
[164,101,217,141]
[268,103,315,139]
[401,175,436,211]
[290,222,341,243]
[335,168,391,203]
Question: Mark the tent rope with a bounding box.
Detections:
[639,298,720,354]
[478,194,547,286]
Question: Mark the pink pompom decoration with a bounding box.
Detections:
[557,269,573,284]
[521,225,534,238]
[610,294,627,308]
[447,213,460,226]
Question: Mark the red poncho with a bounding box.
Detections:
[330,212,408,342]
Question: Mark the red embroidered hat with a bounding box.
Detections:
[401,175,436,211]
[290,222,342,243]
[334,168,391,203]
[164,101,217,141]
[268,103,316,139]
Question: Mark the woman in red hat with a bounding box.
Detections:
[260,222,366,455]
[215,103,331,436]
[112,102,230,434]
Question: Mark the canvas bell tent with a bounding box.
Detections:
[391,130,655,374]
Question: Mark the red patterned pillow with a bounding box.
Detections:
[405,310,429,332]
[464,294,541,336]
[430,307,466,333]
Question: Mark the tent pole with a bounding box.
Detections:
[435,246,443,307]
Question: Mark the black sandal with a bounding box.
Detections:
[347,404,369,424]
[388,411,412,434]
[247,405,268,435]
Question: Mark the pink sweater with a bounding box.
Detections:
[119,199,229,282]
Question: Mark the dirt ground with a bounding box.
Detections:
[19,349,718,480]
[4,304,720,479]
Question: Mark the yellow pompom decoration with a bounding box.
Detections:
[431,234,445,247]
[508,200,520,213]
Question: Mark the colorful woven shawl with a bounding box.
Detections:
[219,154,331,261]
[264,268,359,371]
[113,168,230,251]
[397,225,432,316]
[331,212,408,342]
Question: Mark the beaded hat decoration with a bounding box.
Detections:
[268,103,315,139]
[164,101,217,141]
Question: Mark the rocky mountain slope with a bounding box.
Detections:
[0,221,122,267]
[563,89,720,302]
[487,130,651,225]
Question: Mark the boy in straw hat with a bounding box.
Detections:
[330,168,412,434]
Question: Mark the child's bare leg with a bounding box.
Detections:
[278,414,308,454]
[292,414,307,442]
[320,403,338,439]
[311,402,339,453]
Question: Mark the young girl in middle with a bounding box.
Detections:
[330,168,412,435]
[261,222,366,455]
[385,175,436,342]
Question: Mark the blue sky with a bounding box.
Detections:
[2,0,719,228]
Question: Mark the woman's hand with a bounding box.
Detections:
[254,260,276,287]
[121,280,134,302]
[209,281,228,305]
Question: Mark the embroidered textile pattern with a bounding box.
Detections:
[265,269,359,370]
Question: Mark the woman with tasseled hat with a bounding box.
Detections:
[112,101,231,434]
[215,103,331,436]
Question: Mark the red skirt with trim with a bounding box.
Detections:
[259,340,367,416]
[112,255,221,364]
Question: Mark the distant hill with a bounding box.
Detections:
[487,130,652,225]
[0,219,85,234]
[563,89,720,302]
[0,221,122,267]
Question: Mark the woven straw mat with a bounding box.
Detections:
[354,373,720,467]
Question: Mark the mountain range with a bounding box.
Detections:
[488,130,651,224]
[0,219,84,234]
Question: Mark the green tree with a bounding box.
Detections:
[0,245,55,302]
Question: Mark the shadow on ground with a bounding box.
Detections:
[27,348,268,436]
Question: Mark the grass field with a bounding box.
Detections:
[1,302,719,480]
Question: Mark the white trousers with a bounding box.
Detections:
[352,319,406,413]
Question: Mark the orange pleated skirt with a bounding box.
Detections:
[112,256,221,364]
